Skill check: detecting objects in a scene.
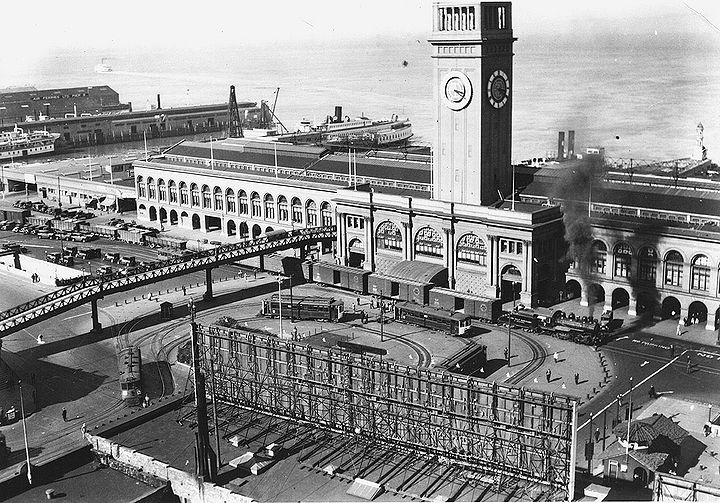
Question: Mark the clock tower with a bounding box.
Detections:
[429,2,515,206]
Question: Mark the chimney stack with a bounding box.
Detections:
[157,94,161,110]
[567,130,575,160]
[334,106,342,123]
[557,131,565,160]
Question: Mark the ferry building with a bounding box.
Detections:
[132,1,720,328]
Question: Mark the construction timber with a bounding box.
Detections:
[196,324,578,500]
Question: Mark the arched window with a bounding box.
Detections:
[457,233,487,265]
[414,226,443,258]
[225,188,236,213]
[664,250,683,287]
[213,186,223,211]
[157,179,167,202]
[691,254,710,291]
[190,183,200,207]
[264,194,275,219]
[168,180,178,203]
[591,240,607,274]
[321,201,332,226]
[251,192,261,217]
[201,185,211,208]
[147,177,156,200]
[376,221,402,251]
[291,197,303,224]
[239,222,249,238]
[137,176,146,198]
[306,200,317,226]
[277,195,289,221]
[179,182,188,205]
[238,190,248,215]
[613,242,632,278]
[638,246,658,283]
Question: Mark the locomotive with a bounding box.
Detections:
[502,310,608,346]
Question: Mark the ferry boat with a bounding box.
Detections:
[277,107,413,147]
[0,127,61,160]
[94,58,113,73]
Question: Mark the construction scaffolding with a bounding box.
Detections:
[195,323,578,500]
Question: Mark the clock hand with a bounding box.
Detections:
[454,89,465,98]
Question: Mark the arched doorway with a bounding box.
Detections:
[633,467,648,487]
[191,214,201,230]
[180,211,189,228]
[661,296,681,320]
[588,284,605,305]
[159,207,168,223]
[149,206,157,221]
[227,220,236,236]
[252,224,262,239]
[688,301,707,325]
[500,265,522,304]
[565,280,581,300]
[348,238,365,268]
[636,291,659,316]
[169,209,178,225]
[612,288,630,309]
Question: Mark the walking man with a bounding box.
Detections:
[504,347,509,362]
[182,285,186,296]
[553,352,559,364]
[546,369,551,383]
[574,372,580,385]
[62,407,67,422]
[676,321,682,338]
[595,427,600,442]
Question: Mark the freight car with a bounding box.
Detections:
[394,301,473,336]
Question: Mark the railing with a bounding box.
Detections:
[0,226,336,337]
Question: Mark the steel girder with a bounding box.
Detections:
[197,325,577,498]
[0,226,335,337]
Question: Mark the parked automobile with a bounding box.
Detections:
[96,265,113,275]
[119,256,136,266]
[103,252,120,263]
[46,252,61,264]
[77,248,101,259]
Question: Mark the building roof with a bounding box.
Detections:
[388,261,447,284]
[598,442,669,472]
[613,414,689,447]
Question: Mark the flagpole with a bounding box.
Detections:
[347,148,352,187]
[143,131,148,161]
[511,164,516,211]
[274,142,278,178]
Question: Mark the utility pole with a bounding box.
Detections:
[380,290,384,342]
[18,380,32,486]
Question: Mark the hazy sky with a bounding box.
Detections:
[5,0,720,52]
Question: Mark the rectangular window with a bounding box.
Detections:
[615,255,630,278]
[692,267,709,291]
[591,254,606,275]
[638,260,656,282]
[664,264,682,287]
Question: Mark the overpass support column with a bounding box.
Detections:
[259,255,265,271]
[580,281,589,307]
[627,291,637,317]
[299,245,307,261]
[13,252,21,269]
[91,299,102,334]
[204,268,213,300]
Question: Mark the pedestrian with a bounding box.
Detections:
[62,407,67,422]
[356,297,361,306]
[574,372,579,385]
[81,422,86,436]
[553,352,559,364]
[594,427,600,442]
[503,347,509,361]
[546,369,551,383]
[182,285,186,296]
[676,322,682,337]
[670,344,675,357]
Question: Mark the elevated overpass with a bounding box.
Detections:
[0,226,336,338]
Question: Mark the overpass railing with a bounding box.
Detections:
[0,226,335,336]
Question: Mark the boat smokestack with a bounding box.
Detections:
[557,131,565,160]
[334,106,342,123]
[567,130,575,160]
[157,94,161,110]
[128,102,132,113]
[73,104,78,118]
[45,104,50,118]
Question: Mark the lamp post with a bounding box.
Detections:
[379,290,384,342]
[277,274,283,338]
[625,377,634,455]
[18,380,32,486]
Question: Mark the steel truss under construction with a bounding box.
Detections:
[196,324,578,499]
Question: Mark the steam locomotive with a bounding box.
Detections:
[501,310,609,346]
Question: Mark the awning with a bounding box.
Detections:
[100,195,116,207]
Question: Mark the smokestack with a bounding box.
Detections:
[557,131,565,161]
[128,102,132,113]
[73,104,78,118]
[334,106,342,123]
[157,94,161,110]
[45,104,50,118]
[568,130,575,160]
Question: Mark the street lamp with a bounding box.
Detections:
[18,380,32,486]
[277,274,283,338]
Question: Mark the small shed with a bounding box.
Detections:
[159,301,173,321]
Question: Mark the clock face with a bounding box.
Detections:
[443,71,472,111]
[487,70,510,108]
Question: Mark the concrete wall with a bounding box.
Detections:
[88,433,255,503]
